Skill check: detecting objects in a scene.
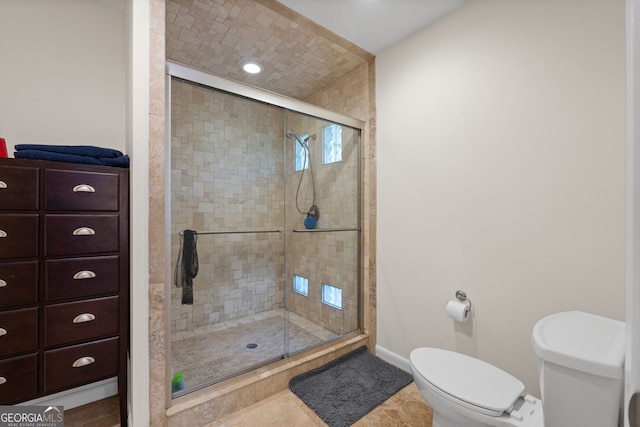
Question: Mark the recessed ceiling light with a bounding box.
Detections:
[242,61,262,74]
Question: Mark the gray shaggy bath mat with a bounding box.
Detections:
[289,346,413,427]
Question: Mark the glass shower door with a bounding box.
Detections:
[283,110,361,356]
[170,79,286,395]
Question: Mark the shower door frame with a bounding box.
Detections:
[165,61,365,398]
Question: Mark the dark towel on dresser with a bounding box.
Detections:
[14,144,130,168]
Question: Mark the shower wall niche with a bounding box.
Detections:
[168,71,362,396]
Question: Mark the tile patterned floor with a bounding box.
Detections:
[207,383,433,427]
[63,382,433,426]
[66,312,433,426]
[171,310,335,390]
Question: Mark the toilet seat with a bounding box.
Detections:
[410,348,526,417]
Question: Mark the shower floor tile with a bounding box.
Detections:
[171,310,335,390]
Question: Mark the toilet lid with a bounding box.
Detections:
[410,348,525,415]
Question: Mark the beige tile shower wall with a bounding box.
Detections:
[286,232,359,334]
[171,79,285,333]
[285,112,360,334]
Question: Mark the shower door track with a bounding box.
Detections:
[178,229,282,235]
[167,61,365,129]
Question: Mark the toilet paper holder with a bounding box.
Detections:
[455,290,472,308]
[446,290,472,323]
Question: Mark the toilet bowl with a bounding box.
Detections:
[410,311,625,427]
[410,347,543,427]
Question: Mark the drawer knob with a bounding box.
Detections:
[73,184,96,193]
[0,279,6,287]
[73,313,96,324]
[0,181,6,189]
[73,270,96,280]
[0,377,5,385]
[72,227,96,236]
[72,356,95,368]
[0,328,6,336]
[0,230,6,238]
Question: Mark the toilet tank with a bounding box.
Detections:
[532,311,625,427]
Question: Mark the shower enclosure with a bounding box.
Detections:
[167,64,362,397]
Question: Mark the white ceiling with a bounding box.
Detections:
[277,0,466,54]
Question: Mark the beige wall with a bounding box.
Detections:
[376,0,625,397]
[0,0,127,154]
[0,1,151,424]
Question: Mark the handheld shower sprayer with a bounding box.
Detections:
[287,130,319,228]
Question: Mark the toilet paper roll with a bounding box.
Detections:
[446,300,470,323]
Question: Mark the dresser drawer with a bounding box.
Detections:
[0,215,38,259]
[0,353,38,404]
[44,215,119,256]
[44,337,118,393]
[0,308,38,357]
[46,256,119,302]
[45,169,119,211]
[0,261,38,308]
[45,296,119,347]
[0,165,39,211]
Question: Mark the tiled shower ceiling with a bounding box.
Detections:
[166,0,374,101]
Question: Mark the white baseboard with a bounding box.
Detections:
[375,345,412,374]
[18,378,117,410]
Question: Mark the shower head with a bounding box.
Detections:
[286,130,308,146]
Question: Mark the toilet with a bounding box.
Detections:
[411,348,543,427]
[410,311,625,427]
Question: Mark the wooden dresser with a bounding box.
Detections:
[0,157,129,425]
